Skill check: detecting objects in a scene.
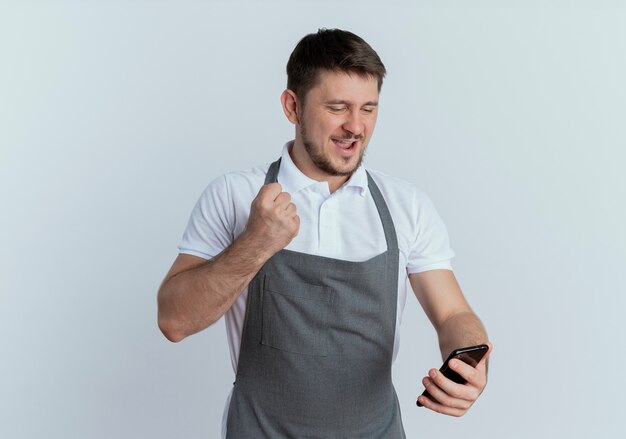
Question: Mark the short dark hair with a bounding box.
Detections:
[286,28,386,103]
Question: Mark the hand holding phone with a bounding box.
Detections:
[416,344,488,407]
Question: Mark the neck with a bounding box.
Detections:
[289,140,350,193]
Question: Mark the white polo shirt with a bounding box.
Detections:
[178,141,455,434]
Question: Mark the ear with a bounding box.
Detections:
[280,89,300,125]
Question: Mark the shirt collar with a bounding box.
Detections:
[277,141,368,197]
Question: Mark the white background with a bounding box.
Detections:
[1,1,624,438]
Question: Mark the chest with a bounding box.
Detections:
[234,185,391,261]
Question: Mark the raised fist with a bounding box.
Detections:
[244,183,300,257]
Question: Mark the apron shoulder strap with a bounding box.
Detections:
[366,171,399,251]
[264,158,281,185]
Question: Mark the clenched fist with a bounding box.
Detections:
[243,183,300,258]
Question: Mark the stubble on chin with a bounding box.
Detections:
[300,125,365,177]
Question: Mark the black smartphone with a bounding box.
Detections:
[416,344,488,407]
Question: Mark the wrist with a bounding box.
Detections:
[235,230,277,266]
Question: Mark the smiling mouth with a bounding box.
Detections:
[332,138,357,151]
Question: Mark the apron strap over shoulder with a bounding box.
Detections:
[366,171,399,251]
[265,158,281,185]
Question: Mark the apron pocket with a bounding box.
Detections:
[261,275,333,356]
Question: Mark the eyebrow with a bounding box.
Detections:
[324,100,379,107]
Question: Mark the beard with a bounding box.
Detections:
[300,123,366,177]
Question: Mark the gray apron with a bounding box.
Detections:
[226,158,406,438]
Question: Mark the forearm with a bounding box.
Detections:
[157,231,271,342]
[436,311,489,361]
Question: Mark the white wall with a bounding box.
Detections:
[1,1,624,438]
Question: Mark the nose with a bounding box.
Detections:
[342,111,365,137]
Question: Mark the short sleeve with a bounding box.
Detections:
[406,188,455,274]
[177,174,235,260]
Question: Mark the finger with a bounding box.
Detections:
[285,202,297,217]
[274,191,292,208]
[260,182,283,199]
[448,358,480,385]
[449,342,493,387]
[416,389,467,417]
[427,368,478,402]
[422,376,473,410]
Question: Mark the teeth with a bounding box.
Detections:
[335,139,353,146]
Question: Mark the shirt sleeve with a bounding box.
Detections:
[177,174,235,260]
[406,187,455,274]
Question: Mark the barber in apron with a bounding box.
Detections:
[226,158,406,438]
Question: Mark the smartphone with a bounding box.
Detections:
[416,344,488,407]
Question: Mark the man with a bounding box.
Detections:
[158,28,491,438]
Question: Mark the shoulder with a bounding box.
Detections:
[225,162,272,184]
[180,161,272,255]
[189,161,272,223]
[197,162,271,202]
[365,168,432,209]
[365,168,448,239]
[365,168,455,270]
